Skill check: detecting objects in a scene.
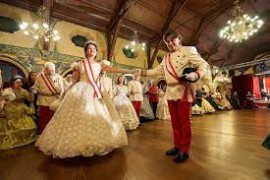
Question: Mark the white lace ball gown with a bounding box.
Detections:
[35,61,128,158]
[156,89,171,120]
[113,85,139,130]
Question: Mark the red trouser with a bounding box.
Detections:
[38,106,54,134]
[132,101,142,118]
[168,100,191,153]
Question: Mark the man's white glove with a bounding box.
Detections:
[185,72,199,82]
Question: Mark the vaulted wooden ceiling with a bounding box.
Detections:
[1,0,270,68]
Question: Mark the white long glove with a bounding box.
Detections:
[185,72,198,81]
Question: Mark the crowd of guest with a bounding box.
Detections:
[1,60,268,151]
[0,60,171,151]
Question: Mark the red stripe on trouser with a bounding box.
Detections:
[38,106,54,134]
[132,101,142,118]
[168,100,192,153]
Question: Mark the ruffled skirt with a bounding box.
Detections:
[35,82,128,158]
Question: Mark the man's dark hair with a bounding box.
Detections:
[163,30,183,43]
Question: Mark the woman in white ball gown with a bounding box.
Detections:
[156,84,171,120]
[113,75,139,130]
[35,40,132,158]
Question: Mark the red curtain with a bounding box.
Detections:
[232,74,261,105]
[265,77,270,91]
[252,76,261,99]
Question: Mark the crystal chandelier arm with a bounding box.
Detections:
[219,0,264,43]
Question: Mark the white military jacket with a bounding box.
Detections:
[32,73,64,106]
[128,80,143,102]
[146,46,208,102]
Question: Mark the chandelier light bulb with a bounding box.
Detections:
[54,35,60,41]
[34,35,39,39]
[43,22,49,29]
[142,42,146,47]
[131,49,135,53]
[19,22,28,30]
[53,30,58,35]
[32,23,39,30]
[131,41,136,46]
[23,30,29,35]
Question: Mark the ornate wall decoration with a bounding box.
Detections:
[0,16,20,33]
[0,43,81,74]
[122,48,138,59]
[0,43,142,76]
[71,35,88,47]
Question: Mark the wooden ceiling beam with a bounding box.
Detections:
[148,0,188,69]
[121,18,159,36]
[53,1,111,21]
[0,0,42,12]
[106,0,134,60]
[76,0,116,14]
[183,6,202,18]
[52,3,109,30]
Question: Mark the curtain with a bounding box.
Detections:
[252,76,261,99]
[232,74,261,105]
[265,77,270,91]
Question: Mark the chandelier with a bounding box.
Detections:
[19,6,60,42]
[124,31,146,52]
[219,0,264,43]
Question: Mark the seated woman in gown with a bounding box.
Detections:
[218,92,232,110]
[0,75,37,150]
[35,40,134,158]
[192,89,203,115]
[201,90,216,114]
[113,75,139,130]
[156,83,171,120]
[205,91,221,111]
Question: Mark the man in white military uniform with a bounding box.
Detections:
[137,30,208,163]
[128,74,143,118]
[32,62,64,134]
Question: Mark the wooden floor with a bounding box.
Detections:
[1,109,270,180]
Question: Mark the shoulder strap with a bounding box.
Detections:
[83,59,102,99]
[165,54,179,81]
[40,73,58,95]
